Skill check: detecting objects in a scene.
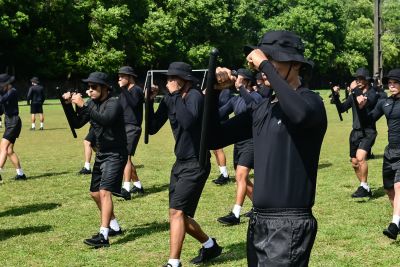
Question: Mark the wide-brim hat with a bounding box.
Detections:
[163,62,199,83]
[237,68,255,83]
[383,69,400,84]
[118,66,138,77]
[353,67,371,81]
[30,76,40,83]
[82,72,111,87]
[244,30,314,69]
[0,73,15,87]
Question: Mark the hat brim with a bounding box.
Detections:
[0,76,15,87]
[118,71,138,78]
[163,70,199,83]
[354,75,372,81]
[243,45,314,69]
[82,78,110,87]
[383,76,400,84]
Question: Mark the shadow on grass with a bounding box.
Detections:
[368,154,383,160]
[28,171,70,180]
[134,164,144,169]
[0,203,61,217]
[27,127,67,131]
[0,225,52,241]
[202,241,247,266]
[113,221,169,244]
[318,162,332,169]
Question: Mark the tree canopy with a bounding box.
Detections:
[0,0,398,87]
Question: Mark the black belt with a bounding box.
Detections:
[252,207,312,218]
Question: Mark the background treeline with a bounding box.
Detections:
[0,0,399,94]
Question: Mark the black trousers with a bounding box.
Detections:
[247,208,317,267]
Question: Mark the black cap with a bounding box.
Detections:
[30,77,40,84]
[82,72,111,87]
[0,73,15,87]
[164,62,198,82]
[244,30,313,69]
[383,69,400,84]
[118,66,138,77]
[353,67,371,80]
[237,68,254,81]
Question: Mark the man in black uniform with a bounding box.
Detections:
[62,72,126,248]
[114,66,144,200]
[148,62,222,267]
[27,77,45,130]
[217,68,262,226]
[0,73,26,182]
[332,68,379,198]
[368,69,400,240]
[209,30,327,266]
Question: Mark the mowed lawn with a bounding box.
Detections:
[0,92,398,267]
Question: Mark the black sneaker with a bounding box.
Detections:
[39,127,44,130]
[217,212,240,226]
[162,263,182,267]
[212,174,230,185]
[383,223,399,240]
[243,209,253,218]
[30,127,35,131]
[0,174,3,184]
[351,186,372,198]
[78,167,91,175]
[83,233,110,248]
[190,238,222,264]
[15,174,27,180]
[112,188,131,200]
[130,185,145,195]
[108,228,123,237]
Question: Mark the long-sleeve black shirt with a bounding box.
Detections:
[67,96,127,153]
[208,61,327,209]
[148,89,203,161]
[334,87,379,130]
[119,85,144,126]
[0,88,19,116]
[27,85,45,104]
[219,88,262,119]
[369,97,400,145]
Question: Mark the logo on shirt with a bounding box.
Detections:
[277,119,282,125]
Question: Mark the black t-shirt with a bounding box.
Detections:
[119,85,144,126]
[148,89,203,161]
[369,96,400,145]
[27,85,45,104]
[208,61,327,209]
[0,88,19,116]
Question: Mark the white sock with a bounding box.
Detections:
[123,182,131,191]
[31,123,35,128]
[219,166,228,178]
[16,168,24,176]
[203,237,214,248]
[392,215,400,227]
[40,122,44,128]
[360,182,370,191]
[167,259,181,267]
[133,181,142,189]
[99,227,109,240]
[84,162,90,170]
[109,218,120,231]
[232,204,241,218]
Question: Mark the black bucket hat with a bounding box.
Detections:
[237,68,254,83]
[0,73,15,87]
[383,69,400,84]
[164,62,198,82]
[30,77,40,84]
[353,67,371,80]
[244,30,313,69]
[118,66,138,78]
[82,72,111,87]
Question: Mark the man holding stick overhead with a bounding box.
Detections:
[208,30,327,266]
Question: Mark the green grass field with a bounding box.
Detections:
[0,93,399,267]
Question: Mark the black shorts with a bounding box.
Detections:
[382,145,400,189]
[84,128,96,147]
[169,159,211,218]
[90,150,127,193]
[126,124,141,156]
[3,115,21,144]
[233,138,254,169]
[349,129,377,158]
[247,208,317,267]
[30,103,43,114]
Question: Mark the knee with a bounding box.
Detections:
[351,158,359,168]
[90,192,98,199]
[394,182,400,191]
[169,209,184,219]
